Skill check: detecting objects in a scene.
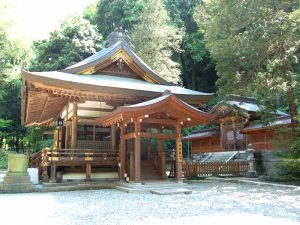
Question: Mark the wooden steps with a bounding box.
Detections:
[141,160,162,181]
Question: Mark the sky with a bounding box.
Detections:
[7,0,97,40]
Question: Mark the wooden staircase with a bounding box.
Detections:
[141,160,162,181]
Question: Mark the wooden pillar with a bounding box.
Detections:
[85,162,91,181]
[71,102,78,149]
[134,120,141,182]
[175,122,183,182]
[119,124,125,180]
[93,125,96,146]
[53,129,59,149]
[50,162,56,182]
[130,151,134,181]
[157,128,163,157]
[147,138,151,160]
[111,124,116,150]
[264,132,267,151]
[220,122,225,150]
[161,151,166,179]
[65,123,70,149]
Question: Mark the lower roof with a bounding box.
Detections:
[182,129,219,140]
[241,117,291,133]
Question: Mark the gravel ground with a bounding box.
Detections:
[0,181,299,225]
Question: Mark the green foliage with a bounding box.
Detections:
[132,0,183,84]
[164,0,217,92]
[23,127,53,153]
[195,0,300,115]
[0,2,33,152]
[0,150,8,169]
[94,0,144,38]
[30,15,103,71]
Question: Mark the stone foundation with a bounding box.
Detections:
[2,154,32,193]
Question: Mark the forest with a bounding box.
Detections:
[0,0,299,177]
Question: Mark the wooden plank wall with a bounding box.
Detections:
[191,137,221,154]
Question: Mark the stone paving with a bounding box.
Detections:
[0,180,299,225]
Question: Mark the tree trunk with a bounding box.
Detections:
[16,132,20,153]
[287,87,298,132]
[0,135,3,149]
[191,64,196,90]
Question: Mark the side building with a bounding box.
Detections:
[183,96,291,155]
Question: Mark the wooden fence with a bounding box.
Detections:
[182,161,249,177]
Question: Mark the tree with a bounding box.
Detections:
[30,15,102,71]
[195,0,300,131]
[164,0,217,92]
[0,2,33,151]
[94,0,144,39]
[131,0,183,84]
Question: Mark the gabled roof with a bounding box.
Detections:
[97,94,215,127]
[210,98,288,119]
[62,40,170,85]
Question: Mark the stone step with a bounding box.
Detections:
[2,183,33,193]
[3,175,32,183]
[150,188,192,195]
[115,182,190,193]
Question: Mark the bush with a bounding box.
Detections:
[0,150,8,169]
[262,158,300,182]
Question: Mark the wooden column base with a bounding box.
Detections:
[85,162,92,181]
[50,163,57,183]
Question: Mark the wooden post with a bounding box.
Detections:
[85,162,91,181]
[65,123,70,149]
[111,124,116,150]
[71,102,78,149]
[53,129,59,149]
[157,128,163,157]
[93,124,96,147]
[134,119,141,182]
[161,152,166,179]
[119,124,125,180]
[175,122,182,182]
[147,138,151,160]
[50,162,56,183]
[130,151,134,181]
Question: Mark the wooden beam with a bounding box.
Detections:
[119,124,125,180]
[142,118,177,126]
[122,132,135,140]
[134,119,141,182]
[175,122,182,182]
[111,124,116,150]
[71,102,78,148]
[78,107,113,112]
[140,132,177,140]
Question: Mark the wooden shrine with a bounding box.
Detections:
[97,92,214,182]
[22,30,214,182]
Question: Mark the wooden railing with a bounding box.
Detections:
[30,148,119,182]
[46,148,118,166]
[182,161,248,178]
[76,140,111,150]
[29,151,43,168]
